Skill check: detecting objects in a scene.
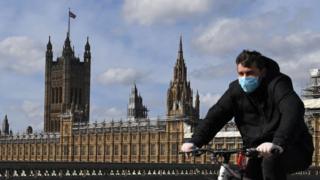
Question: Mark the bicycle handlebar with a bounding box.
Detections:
[179,147,280,158]
[179,148,256,157]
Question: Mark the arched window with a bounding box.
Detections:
[55,87,59,103]
[70,88,74,103]
[51,88,55,103]
[59,87,62,103]
[74,88,78,104]
[79,88,82,104]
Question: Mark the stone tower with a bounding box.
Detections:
[167,36,200,120]
[127,84,148,121]
[303,69,320,98]
[2,115,9,135]
[44,35,91,132]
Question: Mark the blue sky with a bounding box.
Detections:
[1,0,320,132]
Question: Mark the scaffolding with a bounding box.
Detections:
[302,68,320,167]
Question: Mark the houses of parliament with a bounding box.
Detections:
[0,32,319,167]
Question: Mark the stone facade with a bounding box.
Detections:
[167,36,199,120]
[44,35,91,132]
[2,115,9,135]
[302,69,320,167]
[0,116,242,164]
[307,117,320,167]
[12,34,320,166]
[0,35,244,164]
[127,84,148,121]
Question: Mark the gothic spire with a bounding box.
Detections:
[173,36,187,82]
[63,33,73,56]
[131,83,138,95]
[46,36,53,60]
[128,84,148,121]
[177,35,183,60]
[2,114,9,135]
[167,35,198,119]
[195,90,200,120]
[195,90,200,107]
[84,36,91,62]
[85,36,90,51]
[65,33,71,47]
[47,36,52,50]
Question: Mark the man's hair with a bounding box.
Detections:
[236,50,266,70]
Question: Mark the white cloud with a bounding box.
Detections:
[193,10,320,59]
[91,105,126,122]
[200,92,221,109]
[123,0,212,25]
[263,32,320,83]
[97,68,148,85]
[21,100,43,120]
[194,27,320,80]
[192,9,320,87]
[0,36,44,74]
[193,17,267,56]
[6,100,44,131]
[266,31,320,60]
[191,63,234,80]
[278,50,320,82]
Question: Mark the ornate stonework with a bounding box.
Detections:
[127,84,148,121]
[0,35,243,166]
[44,35,91,132]
[167,36,199,120]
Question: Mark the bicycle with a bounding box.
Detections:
[181,147,279,180]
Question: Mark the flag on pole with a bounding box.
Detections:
[69,11,76,19]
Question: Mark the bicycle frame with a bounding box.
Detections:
[218,163,251,180]
[182,148,258,180]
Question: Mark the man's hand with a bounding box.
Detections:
[180,143,195,158]
[256,142,284,157]
[180,142,195,152]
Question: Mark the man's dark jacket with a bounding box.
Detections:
[191,59,314,154]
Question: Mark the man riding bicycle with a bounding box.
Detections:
[181,50,314,180]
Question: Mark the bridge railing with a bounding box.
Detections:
[0,162,319,178]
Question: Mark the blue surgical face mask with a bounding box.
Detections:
[238,76,260,93]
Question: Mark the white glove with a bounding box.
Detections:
[256,142,284,157]
[180,142,195,152]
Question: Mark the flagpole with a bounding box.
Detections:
[68,8,70,37]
